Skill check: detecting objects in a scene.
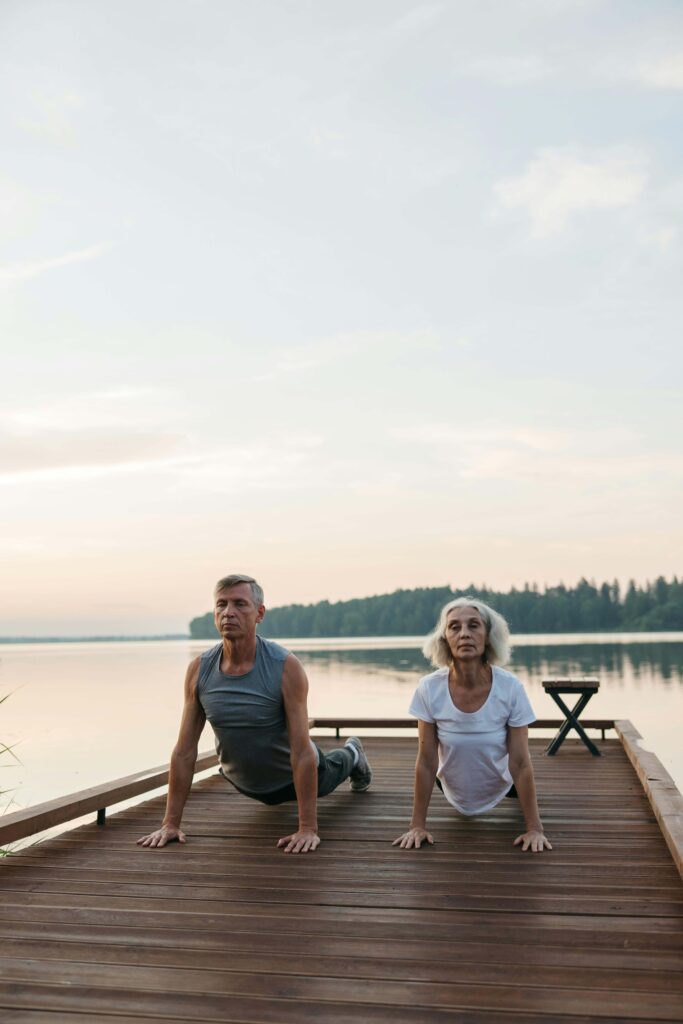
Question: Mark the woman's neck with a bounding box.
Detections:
[450,659,490,689]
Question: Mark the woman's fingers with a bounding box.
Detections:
[514,830,551,852]
[392,829,434,849]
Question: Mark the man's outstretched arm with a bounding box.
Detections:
[278,655,320,854]
[137,656,206,848]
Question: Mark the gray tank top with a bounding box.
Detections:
[197,636,293,795]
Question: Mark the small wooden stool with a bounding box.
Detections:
[542,678,601,756]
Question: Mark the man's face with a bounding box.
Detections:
[213,583,265,640]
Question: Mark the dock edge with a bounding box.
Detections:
[615,719,683,882]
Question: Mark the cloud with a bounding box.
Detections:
[0,431,183,479]
[5,387,182,432]
[253,329,447,381]
[637,54,683,90]
[459,55,552,85]
[171,435,325,494]
[493,147,647,237]
[17,90,86,146]
[390,4,445,36]
[391,423,573,453]
[641,225,677,253]
[388,421,683,494]
[0,176,48,238]
[0,389,188,482]
[0,383,324,491]
[0,242,111,288]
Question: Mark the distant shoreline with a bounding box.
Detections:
[2,630,683,647]
[0,635,190,644]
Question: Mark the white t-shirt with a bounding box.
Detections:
[409,666,536,816]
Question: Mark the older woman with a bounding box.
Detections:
[394,597,551,853]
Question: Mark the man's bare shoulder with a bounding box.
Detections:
[184,654,203,696]
[282,653,308,697]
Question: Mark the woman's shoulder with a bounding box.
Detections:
[492,665,524,691]
[492,666,528,699]
[418,667,449,694]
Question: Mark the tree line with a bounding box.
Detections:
[189,575,683,639]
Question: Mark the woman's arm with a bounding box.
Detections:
[507,726,552,853]
[393,719,439,849]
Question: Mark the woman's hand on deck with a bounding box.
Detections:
[277,828,320,854]
[513,829,552,853]
[393,827,434,850]
[136,824,186,848]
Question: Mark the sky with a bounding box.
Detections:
[1,0,682,635]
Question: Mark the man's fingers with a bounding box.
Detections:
[137,829,184,848]
[277,833,319,854]
[513,835,522,846]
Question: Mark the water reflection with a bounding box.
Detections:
[511,643,683,683]
[298,646,429,678]
[296,642,683,685]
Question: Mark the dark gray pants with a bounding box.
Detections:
[233,744,356,806]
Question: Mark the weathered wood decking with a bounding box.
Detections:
[1,735,682,1022]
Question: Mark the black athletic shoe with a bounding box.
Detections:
[345,736,372,792]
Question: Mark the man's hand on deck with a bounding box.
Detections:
[277,828,320,854]
[136,824,186,848]
[513,829,552,853]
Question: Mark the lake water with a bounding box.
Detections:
[1,634,682,823]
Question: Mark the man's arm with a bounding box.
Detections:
[507,726,552,853]
[137,656,206,848]
[277,654,320,854]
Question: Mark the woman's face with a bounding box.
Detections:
[445,606,488,663]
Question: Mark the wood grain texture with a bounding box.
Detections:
[1,735,682,1022]
[616,719,683,883]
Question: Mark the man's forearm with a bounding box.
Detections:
[292,747,318,831]
[162,750,196,827]
[511,761,543,831]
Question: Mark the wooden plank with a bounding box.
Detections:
[0,750,218,846]
[2,937,683,992]
[1,961,682,1020]
[1,919,681,972]
[1,734,682,1023]
[542,679,600,690]
[310,716,613,728]
[0,985,625,1024]
[4,861,681,899]
[616,719,683,882]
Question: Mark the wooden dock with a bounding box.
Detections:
[1,726,682,1022]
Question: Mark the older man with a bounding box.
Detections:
[138,573,371,854]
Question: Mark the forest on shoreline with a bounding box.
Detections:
[189,575,683,639]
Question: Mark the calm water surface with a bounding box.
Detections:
[1,634,682,818]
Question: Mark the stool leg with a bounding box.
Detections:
[546,692,601,756]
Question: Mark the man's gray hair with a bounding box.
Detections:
[422,596,511,668]
[214,574,264,607]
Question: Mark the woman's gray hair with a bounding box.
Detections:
[422,597,511,668]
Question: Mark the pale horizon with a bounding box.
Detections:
[2,1,681,635]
